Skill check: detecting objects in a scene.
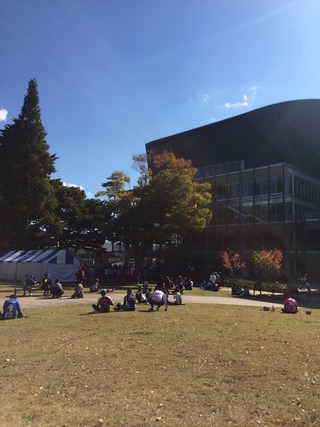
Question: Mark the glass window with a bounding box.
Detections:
[205,165,213,176]
[261,178,268,195]
[229,182,239,198]
[243,180,253,197]
[255,180,261,195]
[276,177,283,193]
[270,177,276,194]
[221,163,227,174]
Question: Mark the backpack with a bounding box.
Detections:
[4,300,17,319]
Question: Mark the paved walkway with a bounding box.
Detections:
[2,289,310,310]
[2,286,318,310]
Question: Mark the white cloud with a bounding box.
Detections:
[63,182,85,191]
[201,94,210,103]
[63,182,93,198]
[249,86,258,94]
[224,86,259,110]
[224,94,249,109]
[0,108,8,121]
[249,86,258,101]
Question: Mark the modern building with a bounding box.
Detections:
[146,100,320,281]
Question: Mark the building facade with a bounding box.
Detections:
[146,100,320,281]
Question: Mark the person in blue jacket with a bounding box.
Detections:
[2,295,24,319]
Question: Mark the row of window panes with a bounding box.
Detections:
[215,175,320,202]
[195,160,244,178]
[214,202,293,224]
[215,202,320,225]
[216,176,290,199]
[294,176,320,201]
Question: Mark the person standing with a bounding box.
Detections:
[41,273,52,296]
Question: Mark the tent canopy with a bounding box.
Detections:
[0,250,80,282]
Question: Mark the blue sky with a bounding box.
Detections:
[1,0,320,197]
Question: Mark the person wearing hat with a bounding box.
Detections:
[92,289,114,313]
[2,294,24,319]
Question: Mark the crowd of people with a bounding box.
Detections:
[231,283,251,297]
[91,278,184,314]
[200,271,221,291]
[1,269,311,319]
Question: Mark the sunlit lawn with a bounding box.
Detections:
[1,294,320,427]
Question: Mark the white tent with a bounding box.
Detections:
[0,250,80,282]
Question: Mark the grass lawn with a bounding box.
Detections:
[1,292,320,427]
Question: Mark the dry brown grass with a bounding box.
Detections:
[1,300,320,426]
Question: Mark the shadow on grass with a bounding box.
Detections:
[232,292,320,309]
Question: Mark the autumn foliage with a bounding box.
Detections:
[251,248,283,278]
[221,251,246,279]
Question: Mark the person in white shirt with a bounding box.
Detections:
[209,272,216,283]
[148,289,168,312]
[173,289,182,305]
[92,289,114,313]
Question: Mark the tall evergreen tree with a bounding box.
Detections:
[0,79,58,249]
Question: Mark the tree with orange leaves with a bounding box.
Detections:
[251,248,283,280]
[221,251,246,280]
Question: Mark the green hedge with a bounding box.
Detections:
[223,278,287,294]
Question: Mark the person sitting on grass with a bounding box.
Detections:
[148,289,168,312]
[231,283,243,295]
[1,295,24,320]
[135,286,145,304]
[173,288,183,305]
[90,278,100,292]
[51,278,64,298]
[114,289,136,311]
[282,297,298,314]
[92,289,114,313]
[242,286,251,297]
[71,281,84,299]
[145,287,153,303]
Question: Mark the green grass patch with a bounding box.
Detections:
[1,301,320,426]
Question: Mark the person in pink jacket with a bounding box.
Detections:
[282,297,298,313]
